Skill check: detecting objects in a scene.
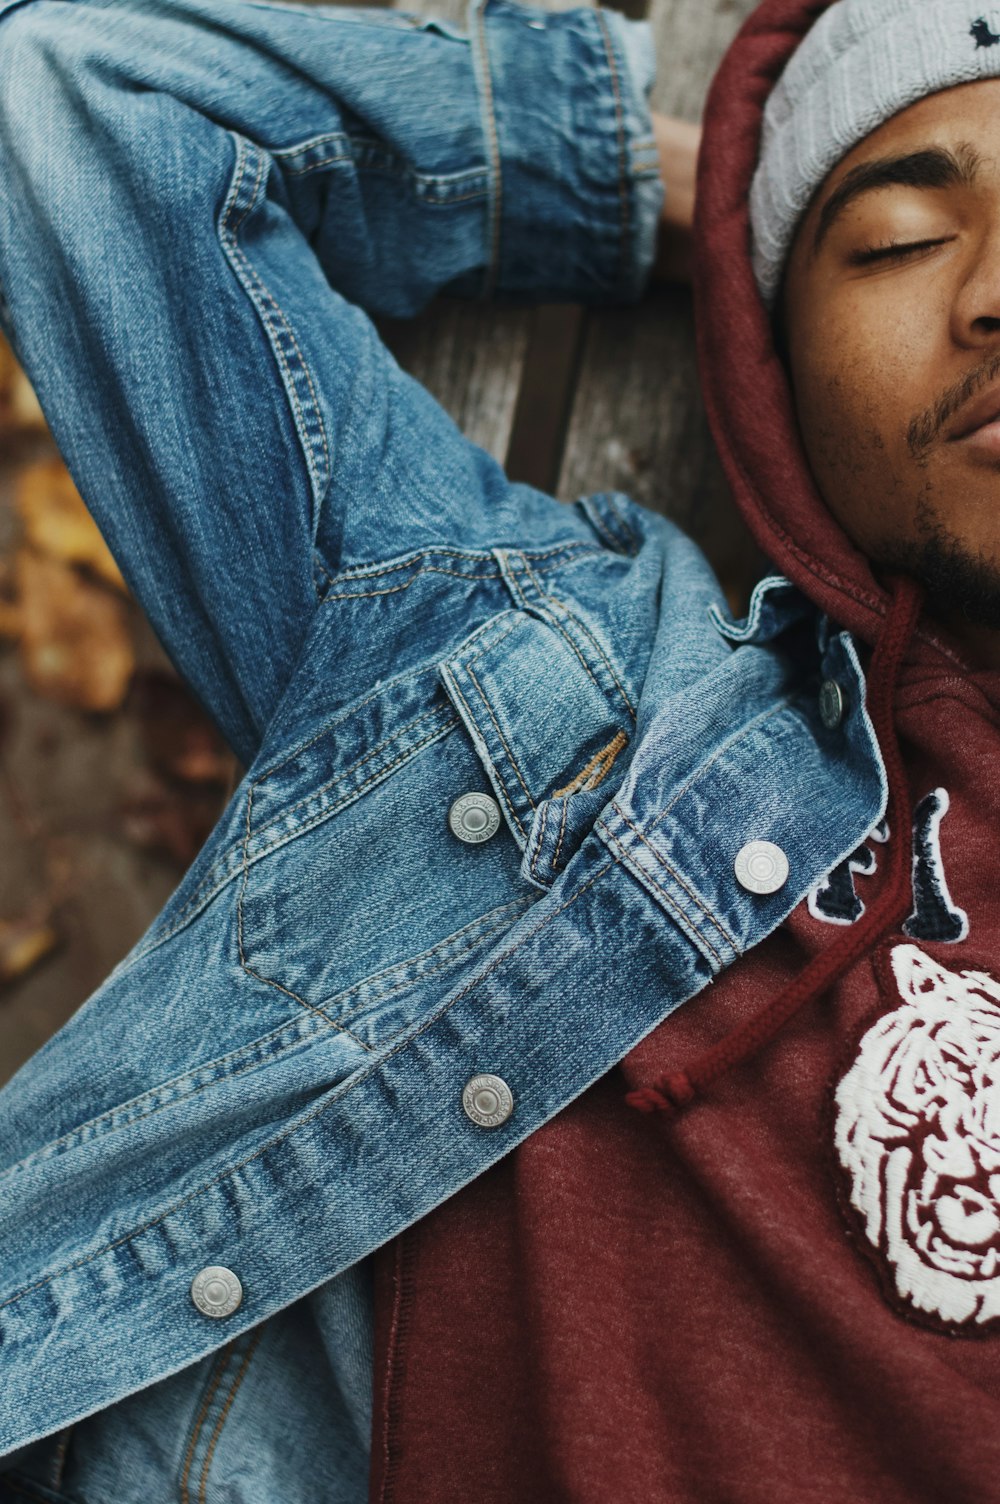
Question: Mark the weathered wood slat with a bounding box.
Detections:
[558,0,763,608]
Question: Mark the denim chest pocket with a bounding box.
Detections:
[237,610,629,1047]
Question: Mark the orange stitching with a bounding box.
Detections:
[181,1344,234,1504]
[553,730,628,799]
[466,663,535,813]
[198,1328,266,1504]
[0,850,618,1313]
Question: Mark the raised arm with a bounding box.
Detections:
[0,0,664,761]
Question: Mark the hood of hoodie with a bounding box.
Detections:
[693,0,985,662]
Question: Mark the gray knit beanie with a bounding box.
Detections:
[750,0,1000,307]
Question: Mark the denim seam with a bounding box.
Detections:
[520,552,636,721]
[127,861,241,964]
[273,134,487,197]
[465,662,535,811]
[529,799,549,884]
[0,1017,325,1181]
[18,903,530,1176]
[124,681,448,955]
[48,1432,71,1495]
[440,666,525,840]
[252,667,442,786]
[0,850,622,1315]
[450,614,525,670]
[469,0,501,297]
[593,7,630,289]
[220,137,331,522]
[180,1344,234,1504]
[553,795,570,873]
[644,695,797,836]
[577,498,625,553]
[316,540,599,591]
[598,819,725,968]
[248,704,453,846]
[503,554,604,699]
[197,1328,266,1502]
[334,897,533,1027]
[610,802,738,954]
[237,952,374,1050]
[322,569,487,602]
[604,493,640,553]
[237,719,457,1024]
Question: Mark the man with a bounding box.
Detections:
[0,0,998,1499]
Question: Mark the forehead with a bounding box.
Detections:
[810,75,1000,224]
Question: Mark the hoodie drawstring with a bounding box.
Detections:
[625,574,925,1119]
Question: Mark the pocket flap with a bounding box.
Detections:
[439,611,629,852]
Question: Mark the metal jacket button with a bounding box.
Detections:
[449,792,501,844]
[462,1074,513,1128]
[734,840,789,895]
[819,679,846,729]
[191,1266,243,1319]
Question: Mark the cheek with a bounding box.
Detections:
[789,303,927,527]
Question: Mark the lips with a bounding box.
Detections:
[946,380,1000,441]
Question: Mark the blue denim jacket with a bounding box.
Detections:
[0,1,887,1499]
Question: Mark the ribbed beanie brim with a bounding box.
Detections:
[750,0,1000,307]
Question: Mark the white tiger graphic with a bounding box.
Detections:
[835,944,1000,1328]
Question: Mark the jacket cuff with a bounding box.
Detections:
[470,0,663,305]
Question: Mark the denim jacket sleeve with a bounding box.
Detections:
[0,0,662,764]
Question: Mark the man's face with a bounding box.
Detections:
[782,78,1000,663]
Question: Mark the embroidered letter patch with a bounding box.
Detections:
[835,945,1000,1330]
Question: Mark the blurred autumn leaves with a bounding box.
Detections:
[0,341,131,711]
[0,334,236,1008]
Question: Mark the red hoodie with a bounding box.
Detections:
[368,2,1000,1498]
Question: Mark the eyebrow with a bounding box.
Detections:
[811,142,984,255]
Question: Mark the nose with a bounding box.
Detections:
[951,217,1000,346]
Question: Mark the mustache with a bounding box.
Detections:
[908,352,1000,460]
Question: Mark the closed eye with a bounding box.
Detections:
[849,237,949,266]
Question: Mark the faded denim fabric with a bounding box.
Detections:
[0,2,886,1501]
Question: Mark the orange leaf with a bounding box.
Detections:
[17,459,126,592]
[0,914,58,985]
[15,551,134,711]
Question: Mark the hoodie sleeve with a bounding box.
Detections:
[472,0,664,306]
